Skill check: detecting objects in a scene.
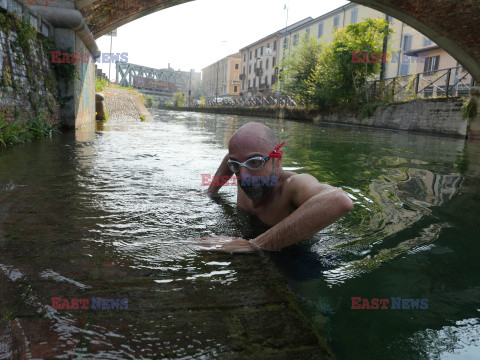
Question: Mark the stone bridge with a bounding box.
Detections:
[76,0,480,82]
[17,0,480,128]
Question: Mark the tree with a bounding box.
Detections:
[276,34,323,107]
[172,92,186,107]
[309,18,393,109]
[276,18,393,110]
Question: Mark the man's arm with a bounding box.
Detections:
[193,174,353,253]
[251,174,353,250]
[206,153,234,195]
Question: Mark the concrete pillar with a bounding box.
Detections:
[27,0,99,129]
[467,87,480,139]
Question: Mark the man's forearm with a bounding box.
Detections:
[252,189,353,250]
[207,153,234,195]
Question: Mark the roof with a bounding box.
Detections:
[239,17,313,51]
[404,45,440,57]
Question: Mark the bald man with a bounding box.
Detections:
[198,122,353,252]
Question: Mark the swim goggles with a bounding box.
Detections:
[227,142,285,173]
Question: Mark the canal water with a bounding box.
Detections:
[1,109,480,359]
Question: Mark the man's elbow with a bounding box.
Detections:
[334,189,354,215]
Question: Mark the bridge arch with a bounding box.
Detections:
[77,0,480,80]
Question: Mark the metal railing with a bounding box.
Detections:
[199,94,300,108]
[367,66,476,102]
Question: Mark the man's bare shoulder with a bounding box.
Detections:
[283,173,332,190]
[283,173,339,206]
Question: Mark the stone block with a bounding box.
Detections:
[7,0,22,17]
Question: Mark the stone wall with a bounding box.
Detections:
[177,97,468,138]
[314,98,468,138]
[0,2,59,127]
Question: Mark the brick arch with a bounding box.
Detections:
[79,0,480,81]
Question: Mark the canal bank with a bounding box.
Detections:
[99,86,153,122]
[170,96,472,138]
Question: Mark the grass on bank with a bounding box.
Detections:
[96,77,136,93]
[0,113,59,148]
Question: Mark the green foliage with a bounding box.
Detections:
[0,113,59,148]
[279,18,392,110]
[96,77,109,92]
[277,34,323,107]
[52,52,80,85]
[17,16,37,54]
[461,97,477,119]
[172,92,186,108]
[145,95,155,107]
[359,102,385,119]
[199,97,206,108]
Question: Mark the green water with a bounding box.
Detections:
[1,109,479,359]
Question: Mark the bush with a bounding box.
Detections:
[461,97,477,119]
[172,92,186,108]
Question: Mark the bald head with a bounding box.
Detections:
[229,123,279,156]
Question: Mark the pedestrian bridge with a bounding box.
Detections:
[76,0,480,81]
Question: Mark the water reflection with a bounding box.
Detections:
[1,110,480,359]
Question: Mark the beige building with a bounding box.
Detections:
[404,46,474,97]
[239,18,312,96]
[202,52,242,101]
[278,2,454,80]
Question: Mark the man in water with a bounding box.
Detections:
[199,122,353,252]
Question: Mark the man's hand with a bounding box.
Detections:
[185,236,261,253]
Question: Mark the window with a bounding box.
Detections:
[402,35,412,51]
[265,75,268,85]
[424,55,440,75]
[333,15,340,30]
[243,66,245,74]
[318,22,324,37]
[423,36,433,47]
[272,57,276,67]
[255,49,257,57]
[234,85,238,92]
[399,63,409,76]
[306,27,310,36]
[249,51,252,60]
[249,65,251,74]
[283,38,288,49]
[259,61,262,69]
[351,7,357,24]
[293,34,299,46]
[271,75,275,85]
[248,79,250,88]
[253,78,256,87]
[266,59,269,69]
[273,40,277,51]
[243,54,246,61]
[235,64,239,70]
[260,46,263,56]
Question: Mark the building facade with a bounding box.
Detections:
[239,18,312,97]
[201,52,242,101]
[277,3,445,80]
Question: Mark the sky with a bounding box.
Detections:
[94,0,349,80]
